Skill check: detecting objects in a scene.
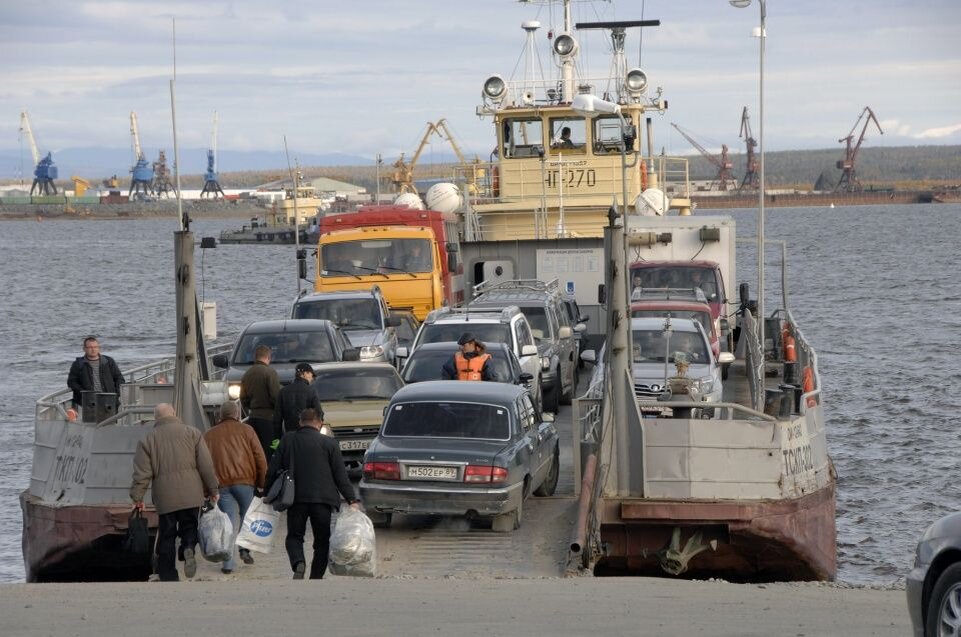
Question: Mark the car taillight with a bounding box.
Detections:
[464,465,508,483]
[363,461,400,480]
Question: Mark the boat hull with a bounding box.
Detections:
[595,482,836,581]
[20,492,157,583]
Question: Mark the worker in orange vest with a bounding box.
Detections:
[441,333,498,381]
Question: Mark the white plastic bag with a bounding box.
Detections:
[328,508,376,577]
[198,503,233,563]
[236,497,280,554]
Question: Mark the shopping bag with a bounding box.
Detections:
[328,508,376,577]
[123,509,151,554]
[198,502,233,563]
[236,497,280,554]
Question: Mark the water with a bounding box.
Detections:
[2,205,959,584]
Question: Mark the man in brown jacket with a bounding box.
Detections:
[203,402,267,574]
[130,403,219,582]
[240,345,281,460]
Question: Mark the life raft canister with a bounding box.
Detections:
[783,334,797,362]
[801,366,817,407]
[640,160,648,190]
[455,352,491,381]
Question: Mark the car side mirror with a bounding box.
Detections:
[386,315,401,327]
[212,353,229,369]
[531,329,544,340]
[718,352,735,364]
[396,346,409,358]
[520,344,537,357]
[519,372,533,383]
[578,314,589,323]
[541,412,555,423]
[558,326,573,339]
[580,350,596,365]
[342,348,361,362]
[574,323,587,333]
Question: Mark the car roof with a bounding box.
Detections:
[241,319,335,334]
[390,380,524,406]
[412,342,512,354]
[310,361,398,373]
[630,316,702,333]
[630,300,712,313]
[297,290,379,301]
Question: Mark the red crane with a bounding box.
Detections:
[671,123,735,191]
[834,106,883,193]
[738,107,759,191]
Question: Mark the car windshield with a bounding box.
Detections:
[420,324,511,347]
[521,307,549,340]
[311,368,402,401]
[292,299,381,330]
[631,310,713,336]
[403,349,513,383]
[383,401,510,439]
[630,265,719,299]
[632,329,709,364]
[320,238,432,275]
[232,331,336,364]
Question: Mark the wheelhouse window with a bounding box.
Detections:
[548,117,586,155]
[502,118,544,159]
[592,114,635,155]
[383,402,510,440]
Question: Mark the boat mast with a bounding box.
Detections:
[561,0,574,102]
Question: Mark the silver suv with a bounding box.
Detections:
[398,305,544,412]
[470,279,580,413]
[290,286,400,364]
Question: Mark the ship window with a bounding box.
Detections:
[548,117,586,155]
[593,114,635,155]
[502,118,544,159]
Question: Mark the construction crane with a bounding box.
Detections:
[19,111,59,195]
[738,107,759,191]
[128,112,154,199]
[71,176,91,197]
[834,106,883,193]
[391,119,480,194]
[153,150,175,198]
[670,123,736,191]
[200,111,225,198]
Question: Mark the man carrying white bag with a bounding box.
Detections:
[237,497,281,553]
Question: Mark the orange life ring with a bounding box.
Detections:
[66,408,78,422]
[783,334,797,362]
[801,366,817,407]
[639,161,648,190]
[491,166,500,198]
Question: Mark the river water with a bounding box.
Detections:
[1,204,958,584]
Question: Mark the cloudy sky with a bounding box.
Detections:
[2,0,959,164]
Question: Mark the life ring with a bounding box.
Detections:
[491,166,500,198]
[801,366,816,407]
[639,161,648,190]
[783,334,797,362]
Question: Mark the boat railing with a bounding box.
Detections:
[785,308,822,412]
[739,309,766,412]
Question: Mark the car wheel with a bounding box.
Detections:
[721,363,730,381]
[492,487,524,533]
[533,446,559,497]
[544,380,560,413]
[560,366,575,405]
[927,563,961,637]
[369,511,392,529]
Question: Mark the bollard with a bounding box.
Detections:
[783,361,798,385]
[81,391,98,423]
[763,388,783,417]
[778,384,795,418]
[95,393,118,423]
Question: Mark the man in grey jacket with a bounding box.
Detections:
[130,403,219,582]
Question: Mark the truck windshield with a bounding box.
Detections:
[631,329,709,364]
[383,402,510,440]
[292,299,381,330]
[630,265,719,300]
[321,238,432,275]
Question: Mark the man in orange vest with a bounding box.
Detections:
[441,333,497,381]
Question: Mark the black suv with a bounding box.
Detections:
[470,279,580,412]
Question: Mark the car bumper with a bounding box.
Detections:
[906,565,926,636]
[359,479,523,518]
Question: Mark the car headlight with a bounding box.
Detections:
[540,356,551,370]
[227,383,241,400]
[361,345,385,359]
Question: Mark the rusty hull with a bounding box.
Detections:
[596,483,836,582]
[20,492,157,582]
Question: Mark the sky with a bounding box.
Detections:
[2,0,959,166]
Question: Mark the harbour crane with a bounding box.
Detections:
[834,106,883,193]
[200,111,225,198]
[152,150,175,198]
[391,119,480,194]
[128,112,154,199]
[71,176,91,197]
[670,123,736,191]
[19,111,59,195]
[738,107,759,191]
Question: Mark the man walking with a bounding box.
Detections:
[240,344,281,459]
[267,408,360,580]
[130,403,219,582]
[203,402,267,574]
[274,362,324,436]
[67,336,125,409]
[441,333,498,381]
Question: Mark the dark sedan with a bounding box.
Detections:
[907,512,961,636]
[399,341,533,387]
[359,381,559,532]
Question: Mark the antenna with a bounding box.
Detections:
[283,136,302,295]
[170,17,185,230]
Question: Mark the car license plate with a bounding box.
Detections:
[406,465,458,480]
[339,440,369,451]
[641,406,672,416]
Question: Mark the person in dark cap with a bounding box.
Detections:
[441,332,498,381]
[274,363,324,437]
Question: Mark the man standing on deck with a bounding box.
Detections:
[240,345,281,460]
[203,402,267,575]
[274,363,324,436]
[67,336,125,410]
[130,403,219,582]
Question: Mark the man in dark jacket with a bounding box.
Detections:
[267,408,360,580]
[240,345,281,460]
[274,363,324,436]
[67,336,125,409]
[441,332,497,381]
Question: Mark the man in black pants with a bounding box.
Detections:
[240,344,281,460]
[274,362,324,436]
[267,408,360,579]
